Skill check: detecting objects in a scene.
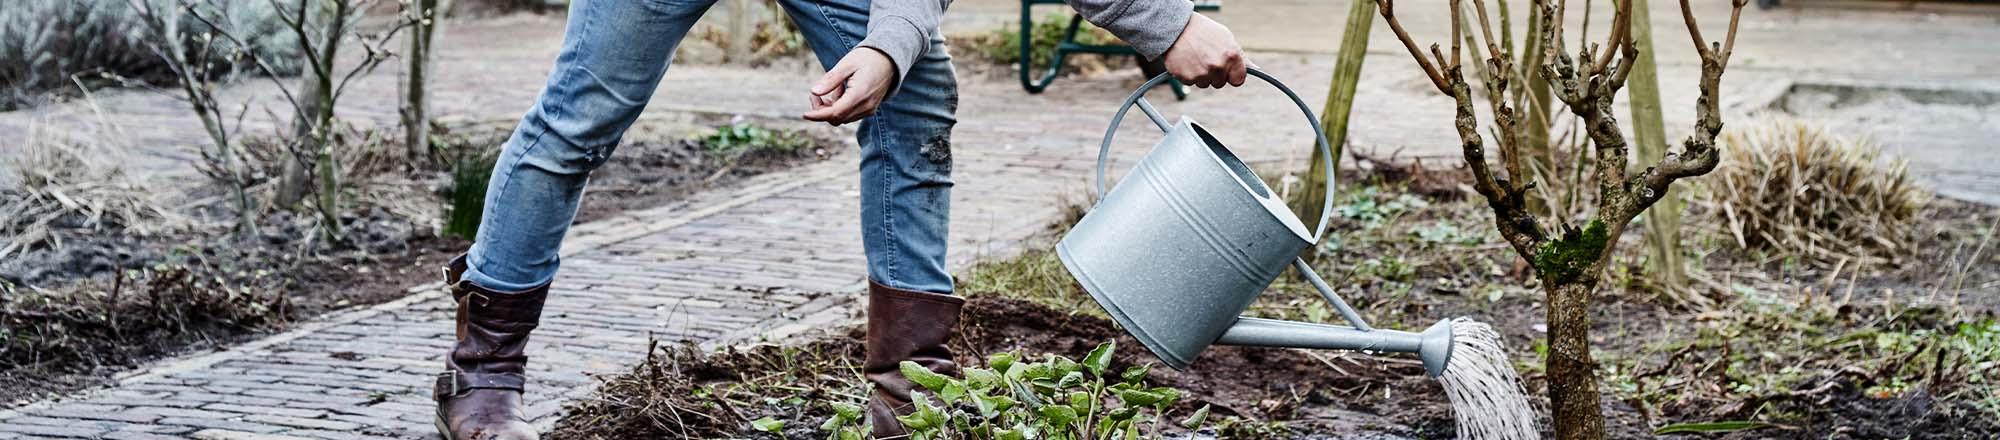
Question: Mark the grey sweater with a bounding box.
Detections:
[857,0,1194,91]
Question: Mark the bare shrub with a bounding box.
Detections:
[1707,117,1926,267]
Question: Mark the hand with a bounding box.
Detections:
[805,47,896,125]
[1160,13,1248,88]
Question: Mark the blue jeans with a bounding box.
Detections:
[463,0,959,295]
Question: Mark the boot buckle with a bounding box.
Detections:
[434,370,465,400]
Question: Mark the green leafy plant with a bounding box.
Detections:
[822,341,1210,440]
[1332,186,1427,227]
[697,121,813,156]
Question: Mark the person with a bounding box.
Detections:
[431,0,1249,438]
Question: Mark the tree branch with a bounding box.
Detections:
[1376,0,1452,95]
[1591,0,1631,78]
[177,0,308,118]
[1623,0,1747,219]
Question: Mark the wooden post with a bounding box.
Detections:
[402,0,447,164]
[1626,0,1686,300]
[726,0,751,63]
[1520,0,1553,216]
[1291,0,1373,261]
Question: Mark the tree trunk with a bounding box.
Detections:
[402,0,450,163]
[1625,0,1685,299]
[159,8,257,235]
[313,0,349,241]
[278,0,332,208]
[1290,0,1371,261]
[1545,277,1606,440]
[277,83,320,208]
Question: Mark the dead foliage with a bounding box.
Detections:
[1705,117,1926,267]
[1348,148,1473,201]
[551,336,866,440]
[1,128,178,261]
[0,262,290,385]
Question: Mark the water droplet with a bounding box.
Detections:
[1436,318,1539,440]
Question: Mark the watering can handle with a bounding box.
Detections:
[1094,68,1339,243]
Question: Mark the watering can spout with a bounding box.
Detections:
[1215,318,1455,377]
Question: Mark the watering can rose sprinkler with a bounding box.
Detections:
[1056,68,1458,376]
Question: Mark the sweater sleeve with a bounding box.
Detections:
[1066,0,1194,60]
[856,0,951,96]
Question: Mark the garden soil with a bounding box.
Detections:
[557,286,1998,440]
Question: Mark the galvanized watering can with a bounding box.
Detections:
[1057,68,1456,377]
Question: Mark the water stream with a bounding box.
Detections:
[1436,317,1539,440]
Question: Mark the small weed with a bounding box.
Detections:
[820,341,1212,440]
[1333,186,1427,227]
[1412,221,1485,246]
[1356,256,1417,283]
[697,120,813,157]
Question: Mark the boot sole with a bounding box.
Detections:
[436,413,456,440]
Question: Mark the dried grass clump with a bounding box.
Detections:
[0,263,291,376]
[1,128,178,260]
[1705,117,1926,267]
[550,337,865,440]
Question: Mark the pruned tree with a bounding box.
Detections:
[1371,0,1748,438]
[124,0,272,235]
[178,0,402,241]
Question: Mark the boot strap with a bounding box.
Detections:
[434,370,526,400]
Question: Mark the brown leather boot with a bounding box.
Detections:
[434,255,546,440]
[863,280,965,438]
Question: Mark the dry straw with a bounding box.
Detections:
[1707,116,1926,267]
[0,125,179,261]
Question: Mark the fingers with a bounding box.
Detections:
[804,67,851,122]
[804,83,877,125]
[1227,55,1248,87]
[813,61,853,96]
[1186,50,1244,88]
